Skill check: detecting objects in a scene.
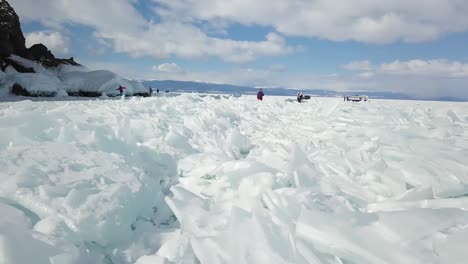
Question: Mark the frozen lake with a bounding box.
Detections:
[1,94,467,264]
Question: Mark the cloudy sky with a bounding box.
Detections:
[9,0,468,99]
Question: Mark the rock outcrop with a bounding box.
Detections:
[0,0,28,59]
[28,43,80,67]
[1,0,148,98]
[11,82,28,96]
[28,43,54,61]
[0,0,80,73]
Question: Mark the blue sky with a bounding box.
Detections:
[9,0,468,99]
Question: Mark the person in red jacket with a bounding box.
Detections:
[257,88,264,101]
[116,85,126,96]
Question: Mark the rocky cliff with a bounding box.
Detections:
[0,0,79,73]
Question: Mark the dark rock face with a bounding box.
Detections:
[29,43,54,61]
[134,92,150,97]
[0,0,81,73]
[0,56,6,71]
[28,43,80,67]
[68,91,102,97]
[0,0,28,59]
[43,56,80,67]
[11,82,57,97]
[11,82,29,96]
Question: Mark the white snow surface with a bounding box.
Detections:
[0,56,146,96]
[1,95,468,264]
[60,70,147,95]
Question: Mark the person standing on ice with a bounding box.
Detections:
[257,88,264,101]
[116,85,126,96]
[149,86,153,95]
[297,92,304,103]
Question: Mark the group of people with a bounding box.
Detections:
[258,89,307,102]
[148,86,160,95]
[116,86,306,101]
[115,85,160,96]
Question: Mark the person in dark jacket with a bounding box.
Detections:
[257,88,264,101]
[297,92,304,103]
[116,85,126,96]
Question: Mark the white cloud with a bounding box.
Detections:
[25,31,70,56]
[10,0,145,33]
[10,0,294,63]
[269,64,288,72]
[105,25,293,63]
[82,61,143,80]
[12,0,468,64]
[153,63,185,73]
[343,60,372,71]
[379,59,468,77]
[342,59,468,99]
[345,59,468,78]
[358,72,375,78]
[153,0,468,44]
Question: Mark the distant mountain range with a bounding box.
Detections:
[142,80,466,102]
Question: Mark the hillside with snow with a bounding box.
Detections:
[1,95,467,264]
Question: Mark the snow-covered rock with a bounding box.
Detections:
[5,72,63,96]
[61,70,147,96]
[0,55,148,97]
[8,55,54,76]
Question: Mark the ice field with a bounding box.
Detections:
[0,94,468,264]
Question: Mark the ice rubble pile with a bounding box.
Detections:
[0,55,147,96]
[140,97,468,264]
[0,95,468,264]
[0,97,179,263]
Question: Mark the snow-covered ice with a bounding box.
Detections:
[0,95,467,264]
[0,55,147,96]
